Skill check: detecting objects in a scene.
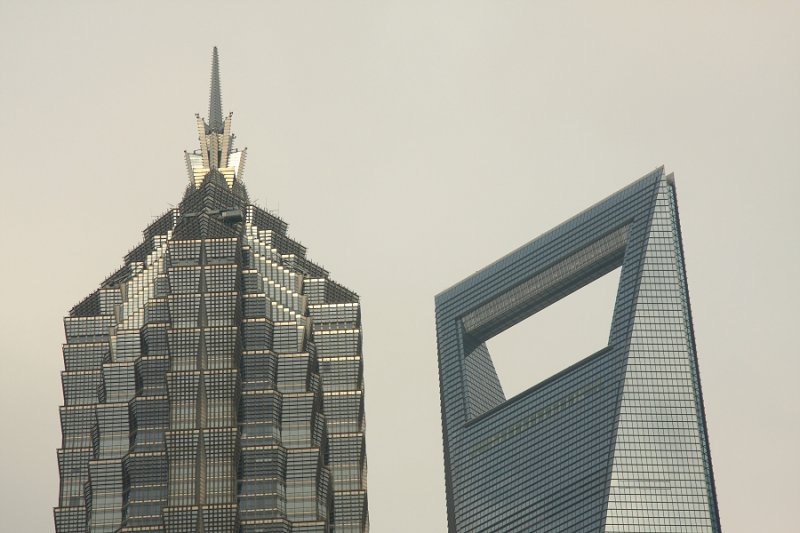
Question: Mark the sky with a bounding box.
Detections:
[0,1,798,531]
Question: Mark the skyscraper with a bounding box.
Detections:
[435,168,722,532]
[55,48,368,533]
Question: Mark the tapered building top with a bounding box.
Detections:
[184,47,247,194]
[435,168,721,532]
[55,49,370,533]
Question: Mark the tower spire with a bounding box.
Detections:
[186,46,247,192]
[208,46,223,133]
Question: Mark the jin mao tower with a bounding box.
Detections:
[54,48,369,533]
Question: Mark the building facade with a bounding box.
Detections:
[435,168,722,532]
[54,48,369,533]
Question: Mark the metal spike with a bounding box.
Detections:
[208,47,223,133]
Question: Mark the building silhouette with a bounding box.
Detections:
[55,48,368,533]
[435,168,722,532]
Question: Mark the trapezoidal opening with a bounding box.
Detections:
[486,266,621,401]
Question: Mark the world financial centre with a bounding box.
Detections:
[436,168,722,532]
[54,49,368,533]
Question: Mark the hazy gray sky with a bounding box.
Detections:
[1,1,797,531]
